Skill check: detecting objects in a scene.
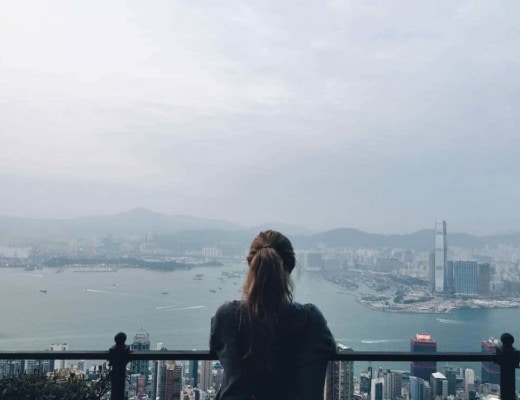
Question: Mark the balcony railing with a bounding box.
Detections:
[1,332,519,400]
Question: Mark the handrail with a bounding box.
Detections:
[0,332,518,400]
[0,349,500,361]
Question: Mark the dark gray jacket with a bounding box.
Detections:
[210,301,336,400]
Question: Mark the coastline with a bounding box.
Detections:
[356,296,520,314]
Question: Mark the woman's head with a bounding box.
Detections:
[243,230,295,320]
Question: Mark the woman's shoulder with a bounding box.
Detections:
[213,300,242,320]
[292,302,327,320]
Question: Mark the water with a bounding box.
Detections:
[1,266,519,380]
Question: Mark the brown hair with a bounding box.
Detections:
[241,230,295,371]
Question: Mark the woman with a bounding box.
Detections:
[210,230,336,400]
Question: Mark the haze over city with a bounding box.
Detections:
[1,1,520,234]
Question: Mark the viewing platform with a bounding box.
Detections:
[1,332,519,400]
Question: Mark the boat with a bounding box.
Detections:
[162,291,169,295]
[209,289,217,293]
[39,289,47,293]
[193,273,204,280]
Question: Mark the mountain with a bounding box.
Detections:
[2,208,520,250]
[0,208,243,243]
[292,228,520,251]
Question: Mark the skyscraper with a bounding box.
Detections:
[434,221,447,293]
[383,370,402,400]
[410,334,437,381]
[481,338,500,385]
[464,368,475,400]
[430,372,447,399]
[324,344,354,400]
[478,263,491,296]
[159,361,183,400]
[199,360,213,392]
[131,330,151,377]
[454,261,479,297]
[409,376,430,400]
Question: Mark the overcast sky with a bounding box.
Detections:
[1,0,519,234]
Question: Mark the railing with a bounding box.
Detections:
[1,332,519,400]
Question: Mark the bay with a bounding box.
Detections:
[1,266,519,381]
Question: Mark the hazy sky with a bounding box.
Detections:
[1,0,520,234]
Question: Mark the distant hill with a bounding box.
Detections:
[292,228,520,251]
[1,208,520,250]
[0,208,243,243]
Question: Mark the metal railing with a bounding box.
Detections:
[1,332,519,400]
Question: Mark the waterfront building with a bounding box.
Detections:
[453,261,478,297]
[481,338,500,385]
[410,334,437,382]
[478,263,491,296]
[434,221,447,293]
[325,343,354,400]
[445,261,454,294]
[428,252,435,293]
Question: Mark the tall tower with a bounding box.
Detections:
[410,334,437,381]
[324,343,354,400]
[434,221,447,293]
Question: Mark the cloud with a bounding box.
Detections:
[1,0,520,233]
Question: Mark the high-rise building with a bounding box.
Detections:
[453,261,479,297]
[478,263,491,296]
[464,368,475,400]
[199,360,213,392]
[324,344,354,400]
[152,343,166,400]
[190,360,199,388]
[50,343,68,371]
[0,360,24,378]
[434,221,447,293]
[481,338,500,385]
[383,370,402,400]
[159,361,183,400]
[410,334,437,381]
[442,366,458,396]
[445,261,454,294]
[428,252,435,293]
[370,378,384,400]
[131,330,151,377]
[430,372,447,399]
[409,376,430,400]
[360,369,372,395]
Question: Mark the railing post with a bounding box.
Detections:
[109,332,130,400]
[497,333,520,400]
